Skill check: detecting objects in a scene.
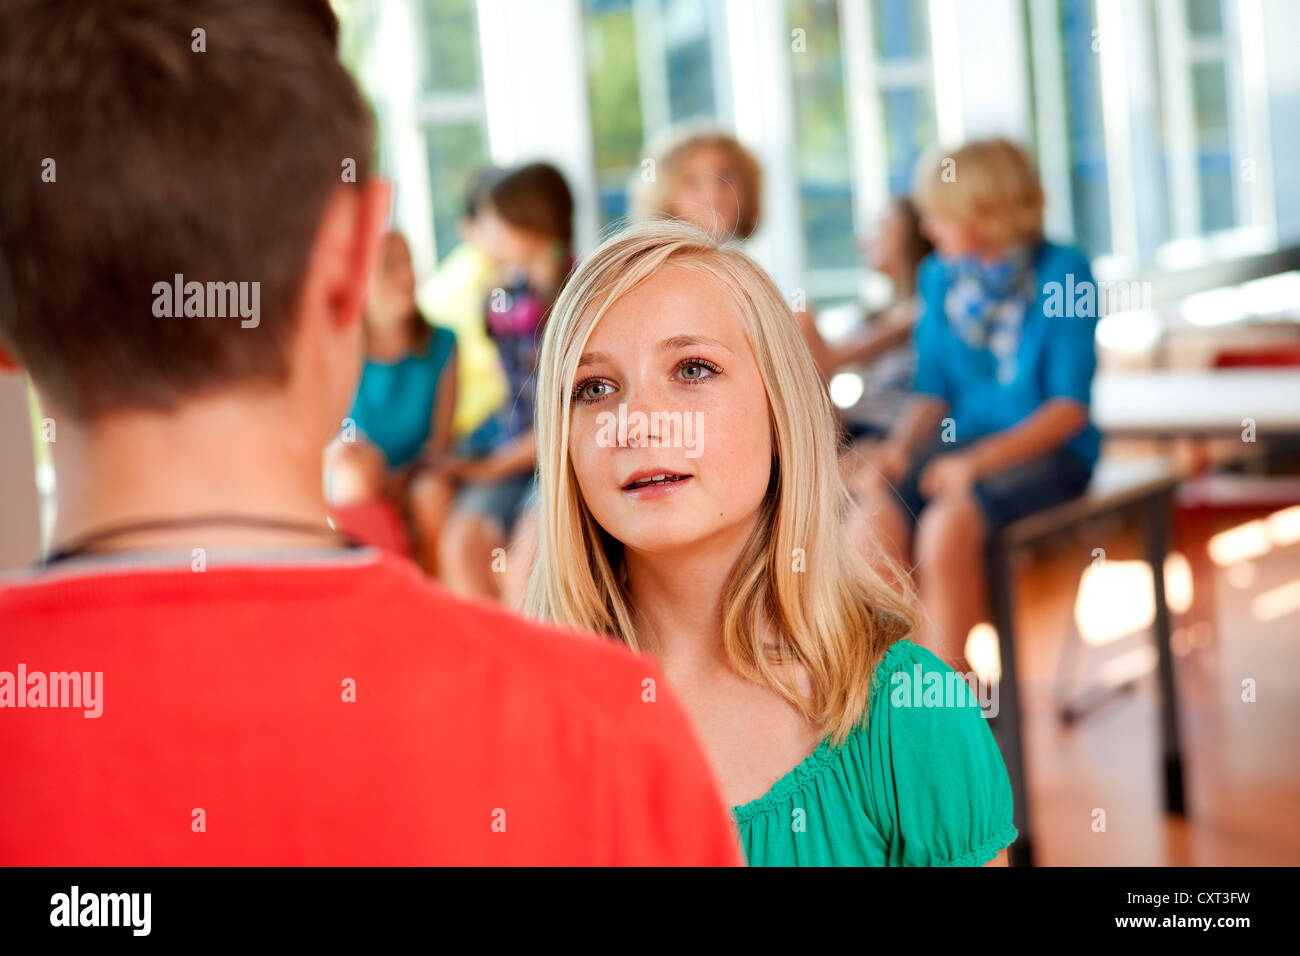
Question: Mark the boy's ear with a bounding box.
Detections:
[306,178,391,332]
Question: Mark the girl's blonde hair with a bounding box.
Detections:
[913,138,1045,247]
[631,125,763,241]
[524,219,916,747]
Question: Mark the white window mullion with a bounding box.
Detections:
[927,0,965,145]
[1154,0,1201,241]
[1027,0,1076,244]
[726,0,804,292]
[1229,0,1275,244]
[839,0,888,244]
[1119,0,1167,266]
[475,0,515,164]
[633,0,670,138]
[364,0,436,273]
[476,0,599,252]
[708,0,736,127]
[1096,0,1140,268]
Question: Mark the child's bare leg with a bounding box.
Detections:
[408,471,455,577]
[849,469,912,577]
[438,511,505,599]
[326,439,386,505]
[502,507,538,610]
[841,436,885,499]
[913,489,986,671]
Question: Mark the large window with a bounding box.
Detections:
[1026,0,1114,260]
[334,0,1289,299]
[872,0,937,199]
[582,0,729,227]
[410,0,490,261]
[1027,0,1272,274]
[787,0,855,272]
[785,0,938,299]
[337,0,490,270]
[1154,0,1244,244]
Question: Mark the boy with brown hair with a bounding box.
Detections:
[0,0,739,865]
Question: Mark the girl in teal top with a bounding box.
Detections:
[526,220,1017,867]
[327,232,458,575]
[348,331,456,470]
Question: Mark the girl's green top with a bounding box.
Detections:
[732,639,1017,866]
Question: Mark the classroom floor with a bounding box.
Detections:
[1011,505,1300,865]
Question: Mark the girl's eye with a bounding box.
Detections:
[677,358,721,383]
[572,379,615,404]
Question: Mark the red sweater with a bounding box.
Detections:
[0,549,741,865]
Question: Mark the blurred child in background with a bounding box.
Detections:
[435,162,574,601]
[327,231,457,575]
[859,139,1100,670]
[797,197,934,490]
[633,125,762,244]
[417,168,508,441]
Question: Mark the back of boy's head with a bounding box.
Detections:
[0,0,374,420]
[486,162,574,247]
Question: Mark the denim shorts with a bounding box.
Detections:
[889,438,1092,533]
[450,470,537,540]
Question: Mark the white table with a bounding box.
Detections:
[1092,370,1300,437]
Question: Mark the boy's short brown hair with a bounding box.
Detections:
[0,0,374,419]
[913,138,1045,248]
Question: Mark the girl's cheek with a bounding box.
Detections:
[707,398,771,465]
[569,426,605,486]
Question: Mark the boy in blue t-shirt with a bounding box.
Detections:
[857,139,1100,669]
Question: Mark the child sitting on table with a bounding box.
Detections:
[858,139,1101,671]
[417,167,508,442]
[434,162,574,601]
[327,231,457,575]
[797,197,934,478]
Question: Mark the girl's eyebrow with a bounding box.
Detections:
[658,334,733,355]
[577,334,733,369]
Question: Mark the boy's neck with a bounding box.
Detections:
[49,389,336,557]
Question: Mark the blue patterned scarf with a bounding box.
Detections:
[941,246,1037,384]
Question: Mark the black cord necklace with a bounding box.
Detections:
[43,513,362,567]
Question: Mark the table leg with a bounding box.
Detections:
[1146,492,1188,816]
[987,540,1034,866]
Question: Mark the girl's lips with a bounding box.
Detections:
[621,474,693,500]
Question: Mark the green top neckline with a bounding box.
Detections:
[731,737,835,824]
[730,639,912,825]
[726,638,1017,866]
